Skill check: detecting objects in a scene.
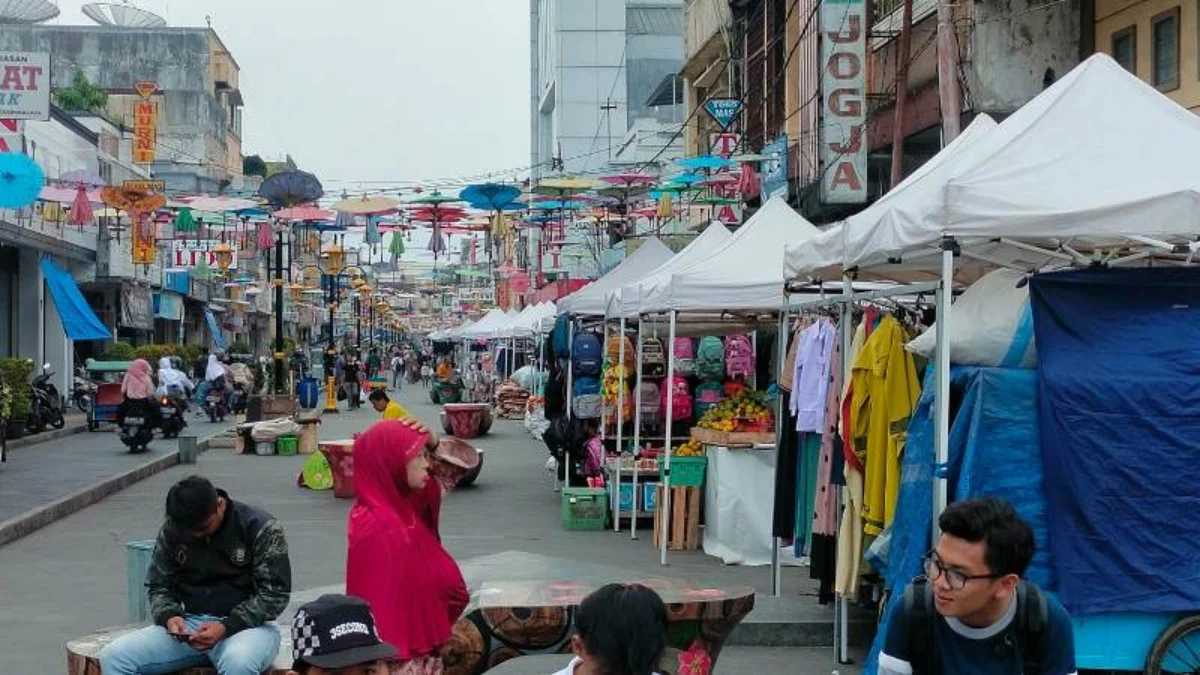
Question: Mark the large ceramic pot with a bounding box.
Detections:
[442,403,492,439]
[430,437,482,490]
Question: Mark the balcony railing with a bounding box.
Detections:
[686,0,730,62]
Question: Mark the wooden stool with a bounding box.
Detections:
[652,485,701,551]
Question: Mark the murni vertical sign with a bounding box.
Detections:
[820,0,868,204]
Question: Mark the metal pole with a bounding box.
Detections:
[660,310,676,565]
[771,306,789,597]
[933,239,955,539]
[273,230,285,395]
[614,315,627,532]
[564,317,575,489]
[936,0,963,142]
[631,318,644,539]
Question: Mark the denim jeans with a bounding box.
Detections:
[98,614,280,675]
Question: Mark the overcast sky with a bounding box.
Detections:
[52,0,532,194]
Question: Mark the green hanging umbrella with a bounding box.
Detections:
[174,207,198,234]
[194,256,212,279]
[389,231,405,257]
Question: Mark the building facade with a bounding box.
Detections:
[1094,0,1200,110]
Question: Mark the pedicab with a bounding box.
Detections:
[84,359,132,431]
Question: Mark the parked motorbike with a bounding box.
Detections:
[229,381,249,416]
[71,367,95,413]
[118,400,155,453]
[158,387,189,439]
[27,362,65,433]
[203,385,229,423]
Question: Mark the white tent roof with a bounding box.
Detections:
[606,222,733,318]
[784,114,999,282]
[640,196,821,313]
[557,238,676,316]
[459,309,516,339]
[794,55,1200,283]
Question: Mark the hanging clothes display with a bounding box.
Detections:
[836,319,868,597]
[850,314,921,537]
[772,324,805,539]
[791,318,836,432]
[792,432,822,555]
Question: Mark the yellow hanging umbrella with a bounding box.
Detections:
[331,195,401,215]
[535,177,598,196]
[656,192,674,219]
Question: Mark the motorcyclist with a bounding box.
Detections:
[156,356,194,402]
[118,358,161,427]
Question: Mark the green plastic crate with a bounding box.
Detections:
[660,456,707,488]
[276,435,299,456]
[561,487,608,530]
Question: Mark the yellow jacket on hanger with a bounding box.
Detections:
[850,314,920,536]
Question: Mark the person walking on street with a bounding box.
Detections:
[366,349,382,383]
[100,476,292,675]
[879,497,1076,675]
[391,352,405,391]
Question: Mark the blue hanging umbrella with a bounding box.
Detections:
[0,153,44,208]
[676,155,734,171]
[459,183,521,210]
[365,215,383,245]
[665,172,703,185]
[531,200,585,211]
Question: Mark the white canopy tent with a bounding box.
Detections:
[458,309,517,340]
[641,196,821,313]
[606,222,733,318]
[556,238,676,317]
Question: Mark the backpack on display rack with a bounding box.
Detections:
[724,334,755,379]
[605,335,635,375]
[902,579,1048,675]
[672,337,695,376]
[693,380,725,419]
[639,381,662,430]
[641,337,666,377]
[572,332,603,377]
[662,375,692,422]
[572,377,603,419]
[696,336,726,381]
[551,314,572,360]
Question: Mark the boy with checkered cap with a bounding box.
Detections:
[289,594,397,674]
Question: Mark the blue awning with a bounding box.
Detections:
[205,309,226,350]
[40,258,111,341]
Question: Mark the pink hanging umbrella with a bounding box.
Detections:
[738,163,762,199]
[257,220,274,249]
[68,184,94,229]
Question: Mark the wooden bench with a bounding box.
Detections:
[66,625,292,675]
[652,485,702,551]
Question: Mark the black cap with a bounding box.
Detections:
[290,594,397,669]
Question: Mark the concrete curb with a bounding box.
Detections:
[5,422,87,452]
[0,430,224,548]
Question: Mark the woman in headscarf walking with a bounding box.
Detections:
[119,358,160,426]
[346,420,469,675]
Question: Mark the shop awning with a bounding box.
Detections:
[205,309,226,350]
[39,258,111,341]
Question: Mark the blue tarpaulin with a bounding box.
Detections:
[866,366,1049,673]
[39,258,110,341]
[204,309,226,350]
[1031,267,1200,615]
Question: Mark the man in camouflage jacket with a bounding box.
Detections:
[100,475,292,675]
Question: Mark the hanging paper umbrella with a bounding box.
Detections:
[59,168,107,188]
[364,216,383,246]
[186,196,261,212]
[0,153,45,209]
[334,209,356,229]
[100,186,167,213]
[599,172,657,188]
[656,192,674,219]
[39,185,100,203]
[696,173,741,188]
[173,207,198,234]
[459,183,521,210]
[738,163,762,199]
[68,184,94,228]
[389,231,405,259]
[274,205,335,221]
[257,221,274,249]
[535,177,597,196]
[691,196,741,206]
[258,170,324,208]
[407,190,461,206]
[676,155,734,171]
[331,195,400,214]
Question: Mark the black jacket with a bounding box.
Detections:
[146,490,292,634]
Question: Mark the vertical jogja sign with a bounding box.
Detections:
[820,0,868,204]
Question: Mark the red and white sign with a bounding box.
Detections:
[709,133,741,158]
[820,0,868,204]
[172,239,239,269]
[0,118,21,153]
[0,52,50,121]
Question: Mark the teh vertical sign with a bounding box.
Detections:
[133,81,158,164]
[820,0,868,204]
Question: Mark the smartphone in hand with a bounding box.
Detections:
[167,631,193,642]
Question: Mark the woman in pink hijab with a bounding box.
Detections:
[346,419,469,675]
[121,359,156,400]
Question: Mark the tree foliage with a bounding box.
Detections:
[54,72,108,113]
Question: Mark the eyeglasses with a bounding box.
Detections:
[922,552,1003,590]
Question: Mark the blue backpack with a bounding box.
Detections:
[551,315,572,359]
[696,336,726,381]
[572,333,603,377]
[573,377,601,396]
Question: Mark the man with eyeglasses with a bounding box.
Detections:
[879,497,1076,675]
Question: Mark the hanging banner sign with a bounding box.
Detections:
[0,118,22,152]
[123,179,165,192]
[820,0,868,204]
[762,134,789,199]
[0,52,50,120]
[704,98,744,130]
[133,99,158,164]
[709,133,741,158]
[132,220,156,265]
[172,239,239,269]
[120,283,153,330]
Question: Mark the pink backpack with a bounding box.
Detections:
[725,334,754,379]
[672,337,695,376]
[662,375,692,421]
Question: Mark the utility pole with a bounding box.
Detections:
[890,0,914,189]
[936,0,962,142]
[602,98,618,160]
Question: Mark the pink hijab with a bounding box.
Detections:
[346,421,469,661]
[122,359,155,399]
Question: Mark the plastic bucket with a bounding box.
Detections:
[276,435,299,456]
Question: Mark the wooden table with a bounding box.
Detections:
[440,578,755,675]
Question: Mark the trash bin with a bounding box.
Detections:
[126,540,155,623]
[297,377,320,409]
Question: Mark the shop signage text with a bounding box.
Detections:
[820,0,868,204]
[172,239,240,269]
[704,98,744,130]
[133,98,158,164]
[0,52,49,120]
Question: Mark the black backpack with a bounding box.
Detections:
[902,578,1048,675]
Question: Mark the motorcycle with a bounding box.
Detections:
[71,367,95,413]
[158,388,188,439]
[118,400,155,453]
[229,381,249,416]
[28,362,65,433]
[203,385,229,423]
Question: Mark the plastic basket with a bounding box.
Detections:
[276,435,299,456]
[561,487,608,530]
[660,456,707,488]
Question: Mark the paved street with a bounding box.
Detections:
[0,386,863,674]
